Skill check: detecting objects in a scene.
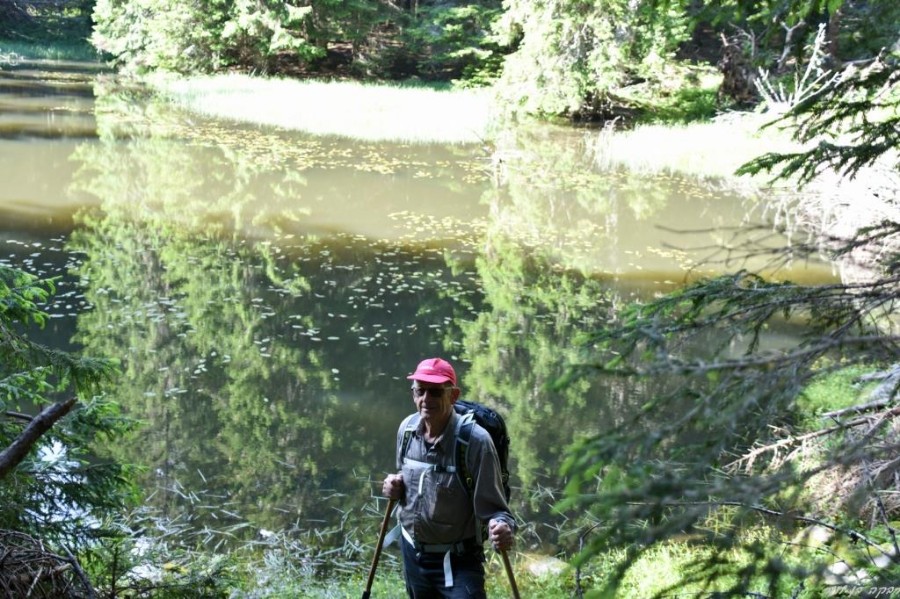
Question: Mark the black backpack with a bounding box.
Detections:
[399,399,512,502]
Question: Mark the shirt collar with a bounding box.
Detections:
[415,410,459,446]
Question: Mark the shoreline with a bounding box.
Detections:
[147,73,495,145]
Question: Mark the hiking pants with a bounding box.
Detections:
[401,537,487,599]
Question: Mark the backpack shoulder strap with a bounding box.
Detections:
[398,413,420,467]
[454,412,476,494]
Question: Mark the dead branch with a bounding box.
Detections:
[822,397,893,419]
[728,404,900,472]
[0,530,97,598]
[3,411,33,422]
[819,365,900,419]
[61,546,97,599]
[863,461,900,557]
[648,500,893,559]
[0,398,77,479]
[777,20,806,72]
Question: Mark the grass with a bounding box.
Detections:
[147,67,802,190]
[79,506,883,599]
[148,73,496,144]
[577,64,803,190]
[590,110,799,190]
[209,523,849,598]
[0,40,102,62]
[798,364,880,423]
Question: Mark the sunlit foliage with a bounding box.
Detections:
[494,0,691,119]
[90,0,385,73]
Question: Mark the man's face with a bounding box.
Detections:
[410,381,457,423]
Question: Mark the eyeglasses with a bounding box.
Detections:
[411,386,449,398]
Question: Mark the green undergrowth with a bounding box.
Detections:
[626,66,723,126]
[0,39,103,62]
[0,0,95,58]
[106,526,870,598]
[797,363,882,427]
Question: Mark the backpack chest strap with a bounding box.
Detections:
[401,457,458,473]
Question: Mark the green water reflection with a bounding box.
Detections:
[0,61,838,557]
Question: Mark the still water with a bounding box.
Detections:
[1,58,837,560]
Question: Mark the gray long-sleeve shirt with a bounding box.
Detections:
[395,410,516,545]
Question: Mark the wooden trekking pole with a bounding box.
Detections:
[362,498,396,599]
[500,549,521,599]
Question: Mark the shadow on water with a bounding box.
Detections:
[0,59,841,559]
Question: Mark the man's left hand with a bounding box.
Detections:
[488,519,513,552]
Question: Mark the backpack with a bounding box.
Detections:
[399,399,511,502]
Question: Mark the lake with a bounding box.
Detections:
[0,56,837,563]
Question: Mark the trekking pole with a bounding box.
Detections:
[500,549,521,599]
[362,498,396,599]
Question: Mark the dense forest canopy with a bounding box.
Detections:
[0,0,896,122]
[2,0,894,119]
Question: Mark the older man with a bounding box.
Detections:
[382,357,516,598]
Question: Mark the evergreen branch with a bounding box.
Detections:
[736,54,900,187]
[580,270,900,362]
[591,334,900,378]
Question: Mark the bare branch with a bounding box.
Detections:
[3,411,33,423]
[647,500,891,558]
[0,398,77,480]
[60,546,98,599]
[728,404,900,472]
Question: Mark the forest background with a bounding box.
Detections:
[1,0,899,597]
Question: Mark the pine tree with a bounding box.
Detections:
[560,54,900,595]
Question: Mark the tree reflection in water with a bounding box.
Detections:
[0,73,833,561]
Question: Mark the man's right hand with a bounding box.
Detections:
[382,473,405,500]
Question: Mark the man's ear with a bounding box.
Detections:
[450,387,461,402]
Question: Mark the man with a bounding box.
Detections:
[382,357,516,598]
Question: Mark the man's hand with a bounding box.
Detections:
[382,473,405,500]
[488,519,514,552]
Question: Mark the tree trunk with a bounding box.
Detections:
[0,398,77,479]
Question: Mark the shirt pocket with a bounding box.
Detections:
[427,470,463,525]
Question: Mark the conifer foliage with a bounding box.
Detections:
[0,265,131,561]
[560,54,900,595]
[740,53,900,185]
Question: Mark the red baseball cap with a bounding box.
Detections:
[407,357,457,386]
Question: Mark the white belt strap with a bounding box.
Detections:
[401,525,416,547]
[443,550,453,587]
[401,526,454,588]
